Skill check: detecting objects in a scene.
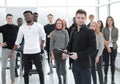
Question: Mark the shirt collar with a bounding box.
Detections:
[75,24,86,31]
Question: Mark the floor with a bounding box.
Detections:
[0,51,120,84]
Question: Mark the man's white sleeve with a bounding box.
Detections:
[15,27,24,45]
[39,24,46,41]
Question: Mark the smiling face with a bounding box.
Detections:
[75,13,86,26]
[47,14,53,23]
[6,16,13,24]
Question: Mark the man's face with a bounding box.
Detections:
[48,15,53,23]
[6,16,13,24]
[33,14,38,22]
[75,13,86,26]
[89,16,94,22]
[24,13,33,23]
[17,19,23,26]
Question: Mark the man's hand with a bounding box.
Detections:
[70,52,78,60]
[105,40,113,45]
[9,52,14,60]
[40,49,44,54]
[0,42,7,47]
[63,50,67,53]
[62,53,66,60]
[104,41,109,45]
[106,46,111,53]
[95,56,99,63]
[109,40,113,43]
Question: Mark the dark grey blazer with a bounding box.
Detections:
[102,27,118,49]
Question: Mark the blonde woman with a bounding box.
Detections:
[90,21,104,84]
[62,19,68,31]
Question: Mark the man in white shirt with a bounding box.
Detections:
[10,11,45,84]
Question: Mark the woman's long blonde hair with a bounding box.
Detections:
[90,21,100,34]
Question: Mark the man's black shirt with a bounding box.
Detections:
[67,25,96,69]
[0,24,18,49]
[44,24,55,51]
[44,24,55,36]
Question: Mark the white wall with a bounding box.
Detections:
[0,7,37,26]
[37,7,68,26]
[0,7,96,27]
[0,8,6,26]
[0,0,96,26]
[6,7,37,25]
[37,7,96,27]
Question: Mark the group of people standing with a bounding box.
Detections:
[88,15,118,84]
[0,8,118,84]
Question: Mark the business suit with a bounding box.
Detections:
[67,25,96,84]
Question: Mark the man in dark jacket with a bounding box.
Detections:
[67,9,96,84]
[44,14,55,75]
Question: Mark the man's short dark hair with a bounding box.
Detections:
[76,9,87,16]
[47,14,53,17]
[33,12,38,15]
[23,10,32,15]
[17,17,22,20]
[89,14,94,17]
[6,14,13,18]
[17,18,23,22]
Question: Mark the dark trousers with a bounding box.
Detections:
[72,62,91,84]
[15,51,23,74]
[23,53,44,84]
[45,38,51,65]
[53,49,66,84]
[103,48,117,81]
[91,56,103,84]
[45,39,53,72]
[69,58,73,67]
